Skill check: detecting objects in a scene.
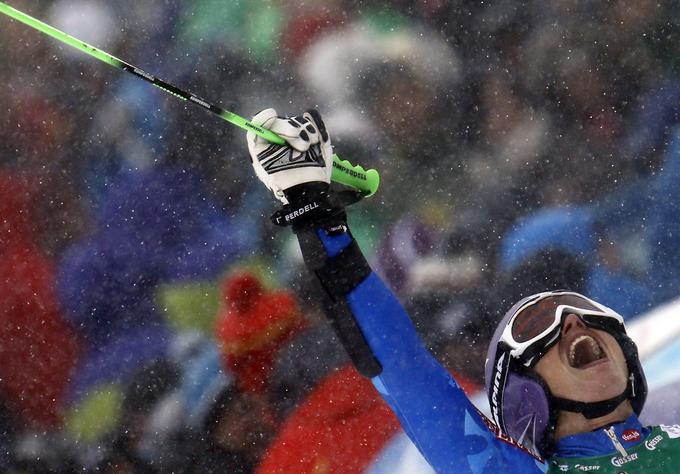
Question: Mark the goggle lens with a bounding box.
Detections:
[510,294,604,343]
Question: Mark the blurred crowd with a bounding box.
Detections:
[2,0,680,472]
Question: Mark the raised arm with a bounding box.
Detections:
[245,108,546,474]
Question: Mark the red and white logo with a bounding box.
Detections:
[622,429,641,442]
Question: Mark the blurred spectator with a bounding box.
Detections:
[215,271,305,393]
[641,126,680,304]
[406,288,494,387]
[256,365,400,474]
[95,359,181,473]
[169,339,277,474]
[374,213,440,295]
[497,248,589,309]
[0,171,81,430]
[3,93,91,257]
[624,78,680,171]
[47,0,120,60]
[280,2,347,60]
[58,164,249,399]
[499,206,597,275]
[199,387,277,473]
[297,13,462,221]
[269,274,350,419]
[451,69,552,228]
[175,0,285,64]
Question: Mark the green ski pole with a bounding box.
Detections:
[0,1,380,196]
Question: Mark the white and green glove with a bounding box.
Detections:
[247,108,333,205]
[247,108,365,228]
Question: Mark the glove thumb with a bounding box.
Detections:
[247,108,278,149]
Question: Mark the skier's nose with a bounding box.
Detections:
[562,313,586,337]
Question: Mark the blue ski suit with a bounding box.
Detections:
[305,226,680,473]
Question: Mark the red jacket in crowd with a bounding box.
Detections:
[0,172,80,428]
[215,272,304,393]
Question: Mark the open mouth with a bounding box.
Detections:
[568,335,606,368]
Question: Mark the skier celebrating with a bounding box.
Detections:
[245,108,680,473]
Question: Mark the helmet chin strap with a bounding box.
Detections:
[551,375,633,420]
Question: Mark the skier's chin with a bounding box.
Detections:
[568,362,628,402]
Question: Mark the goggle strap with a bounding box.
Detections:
[551,377,632,419]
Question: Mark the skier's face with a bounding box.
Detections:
[534,313,629,403]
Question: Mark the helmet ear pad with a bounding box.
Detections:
[501,367,556,454]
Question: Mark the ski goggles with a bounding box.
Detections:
[499,291,625,367]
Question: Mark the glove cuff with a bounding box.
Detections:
[271,183,363,230]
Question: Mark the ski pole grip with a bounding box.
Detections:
[331,155,380,197]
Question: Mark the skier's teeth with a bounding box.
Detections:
[592,339,603,358]
[568,335,584,365]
